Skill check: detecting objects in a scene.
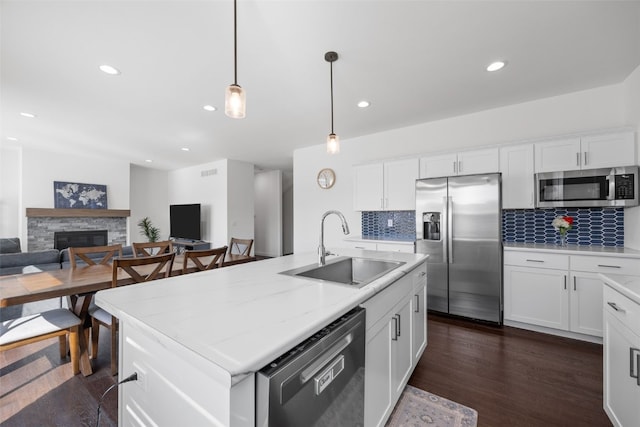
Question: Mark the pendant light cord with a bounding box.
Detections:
[330,60,334,133]
[233,0,238,85]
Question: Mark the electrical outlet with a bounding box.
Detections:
[133,363,147,391]
[387,219,393,227]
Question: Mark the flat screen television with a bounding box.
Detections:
[169,203,201,241]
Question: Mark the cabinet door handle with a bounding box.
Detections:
[630,348,640,382]
[453,161,457,174]
[415,294,420,313]
[396,314,402,337]
[584,151,588,166]
[526,259,545,263]
[573,276,576,291]
[598,264,622,269]
[458,160,462,173]
[607,302,626,313]
[576,152,580,166]
[419,271,426,277]
[392,315,399,341]
[564,275,567,290]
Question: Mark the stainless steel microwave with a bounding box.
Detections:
[535,166,639,208]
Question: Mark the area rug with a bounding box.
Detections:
[386,385,478,427]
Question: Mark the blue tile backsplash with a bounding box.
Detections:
[361,211,415,241]
[502,208,624,247]
[363,207,625,247]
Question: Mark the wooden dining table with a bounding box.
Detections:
[0,253,256,376]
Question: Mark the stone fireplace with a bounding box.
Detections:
[26,208,130,251]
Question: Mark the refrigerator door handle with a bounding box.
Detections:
[447,196,453,263]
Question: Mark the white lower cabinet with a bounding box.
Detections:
[603,285,640,427]
[503,250,623,339]
[412,282,427,364]
[504,264,569,330]
[362,262,427,427]
[569,272,604,336]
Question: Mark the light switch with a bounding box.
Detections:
[387,219,393,227]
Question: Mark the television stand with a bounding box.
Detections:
[172,239,211,254]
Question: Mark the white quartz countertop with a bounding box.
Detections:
[504,242,640,258]
[95,249,427,377]
[599,274,640,305]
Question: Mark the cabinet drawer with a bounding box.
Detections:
[504,251,569,270]
[345,241,377,250]
[604,285,640,335]
[571,255,640,276]
[377,242,415,253]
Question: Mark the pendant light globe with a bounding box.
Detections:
[327,133,340,154]
[225,84,246,119]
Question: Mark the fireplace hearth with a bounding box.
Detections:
[54,230,108,250]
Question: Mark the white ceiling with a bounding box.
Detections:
[2,0,640,172]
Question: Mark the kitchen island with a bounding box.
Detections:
[95,249,428,426]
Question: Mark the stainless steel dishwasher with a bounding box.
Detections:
[256,307,365,427]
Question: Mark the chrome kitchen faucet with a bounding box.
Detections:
[318,210,350,266]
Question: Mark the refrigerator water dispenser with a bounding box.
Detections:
[423,212,441,240]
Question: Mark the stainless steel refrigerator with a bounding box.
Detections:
[415,174,503,324]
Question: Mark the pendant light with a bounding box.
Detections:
[225,0,246,119]
[325,51,339,154]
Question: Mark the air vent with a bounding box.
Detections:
[201,168,218,177]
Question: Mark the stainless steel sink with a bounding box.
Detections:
[280,256,405,287]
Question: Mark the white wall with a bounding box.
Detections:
[623,65,640,249]
[168,159,228,247]
[254,170,282,257]
[0,146,21,238]
[167,159,254,250]
[130,165,169,243]
[293,83,628,253]
[227,159,255,253]
[18,148,131,249]
[282,171,294,255]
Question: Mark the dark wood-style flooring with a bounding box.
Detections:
[410,314,611,426]
[1,313,611,426]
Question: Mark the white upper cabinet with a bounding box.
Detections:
[580,132,636,169]
[354,163,384,211]
[354,158,418,211]
[535,131,635,173]
[418,153,457,178]
[419,148,499,178]
[500,144,535,209]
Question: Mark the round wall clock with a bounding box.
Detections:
[317,168,336,189]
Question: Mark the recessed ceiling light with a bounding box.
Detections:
[181,147,190,152]
[20,112,36,118]
[7,136,18,141]
[357,101,371,108]
[145,159,153,163]
[486,61,506,72]
[99,64,121,75]
[203,105,217,112]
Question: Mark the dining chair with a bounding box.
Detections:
[89,252,175,375]
[132,240,174,258]
[182,246,228,273]
[228,238,253,257]
[1,308,82,375]
[69,244,123,268]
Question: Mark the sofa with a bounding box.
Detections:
[0,238,62,276]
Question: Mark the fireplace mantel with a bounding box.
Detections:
[26,208,131,218]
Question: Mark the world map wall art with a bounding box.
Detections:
[54,181,108,209]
